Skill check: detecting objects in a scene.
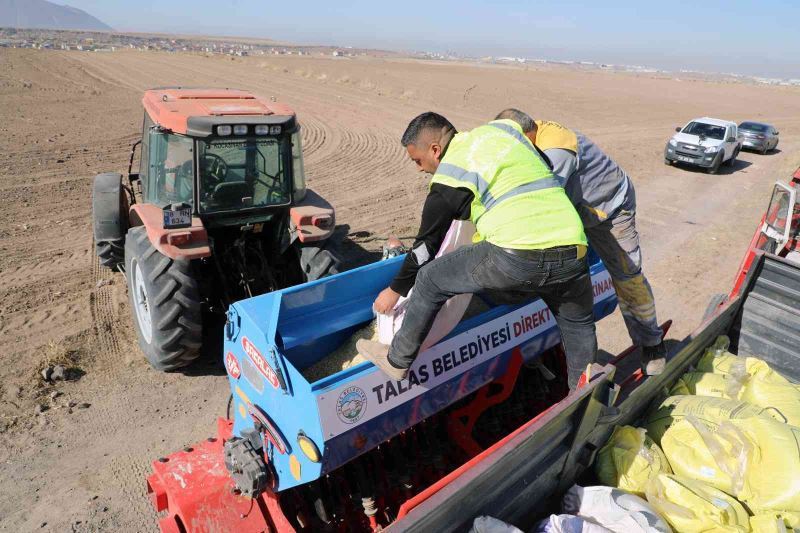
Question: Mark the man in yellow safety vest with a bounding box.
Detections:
[357,112,598,389]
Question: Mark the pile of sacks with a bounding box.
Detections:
[591,335,800,532]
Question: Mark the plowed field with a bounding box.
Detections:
[1,48,799,531]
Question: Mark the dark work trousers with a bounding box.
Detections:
[388,240,598,389]
[584,209,662,348]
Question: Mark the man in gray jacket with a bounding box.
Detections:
[495,109,666,374]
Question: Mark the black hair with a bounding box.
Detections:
[494,108,536,133]
[401,112,456,147]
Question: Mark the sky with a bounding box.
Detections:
[64,0,800,78]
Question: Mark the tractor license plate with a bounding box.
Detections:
[163,204,192,229]
[678,156,694,163]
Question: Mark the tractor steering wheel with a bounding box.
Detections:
[201,153,228,187]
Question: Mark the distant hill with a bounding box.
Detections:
[0,0,112,31]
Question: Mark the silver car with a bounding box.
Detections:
[738,121,779,154]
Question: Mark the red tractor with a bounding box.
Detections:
[92,88,339,370]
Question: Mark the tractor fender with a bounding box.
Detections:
[289,189,335,243]
[128,203,211,260]
[93,172,128,242]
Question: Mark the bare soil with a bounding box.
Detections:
[1,48,799,532]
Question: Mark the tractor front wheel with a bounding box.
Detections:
[125,227,202,371]
[298,241,341,281]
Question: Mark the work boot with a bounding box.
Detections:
[356,339,408,381]
[641,341,667,376]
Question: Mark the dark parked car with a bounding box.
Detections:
[738,121,779,154]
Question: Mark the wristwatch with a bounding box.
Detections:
[382,243,408,260]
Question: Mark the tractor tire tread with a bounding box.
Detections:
[299,242,342,281]
[125,227,202,371]
[92,172,127,270]
[149,254,172,282]
[152,278,179,307]
[96,239,124,269]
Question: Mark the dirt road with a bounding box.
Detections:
[1,49,799,531]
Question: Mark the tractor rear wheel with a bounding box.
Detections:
[125,227,202,371]
[298,241,341,281]
[92,172,127,270]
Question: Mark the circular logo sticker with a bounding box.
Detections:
[336,386,367,424]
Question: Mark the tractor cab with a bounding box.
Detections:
[135,88,308,227]
[92,88,339,372]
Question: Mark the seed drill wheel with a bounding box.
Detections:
[125,227,202,371]
[92,172,127,270]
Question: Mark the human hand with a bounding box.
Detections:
[373,287,401,315]
[386,235,404,249]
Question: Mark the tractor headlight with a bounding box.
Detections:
[297,432,321,463]
[704,145,720,153]
[269,125,282,135]
[233,125,248,135]
[254,125,270,135]
[217,125,232,136]
[668,139,677,147]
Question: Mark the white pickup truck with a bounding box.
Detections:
[664,117,742,174]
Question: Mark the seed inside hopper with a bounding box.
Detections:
[302,320,378,382]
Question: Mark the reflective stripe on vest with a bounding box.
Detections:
[437,161,561,213]
[436,162,494,207]
[488,122,550,166]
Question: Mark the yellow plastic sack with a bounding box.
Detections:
[733,417,800,512]
[668,371,742,399]
[645,474,750,533]
[696,335,784,382]
[750,511,800,533]
[646,395,778,444]
[662,416,800,512]
[594,425,671,497]
[740,375,800,427]
[693,336,800,426]
[660,417,747,495]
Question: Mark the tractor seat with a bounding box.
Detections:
[211,181,252,208]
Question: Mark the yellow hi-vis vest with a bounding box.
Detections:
[430,119,587,250]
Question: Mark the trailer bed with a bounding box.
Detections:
[392,253,800,532]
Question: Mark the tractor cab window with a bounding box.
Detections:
[146,130,194,208]
[197,137,291,213]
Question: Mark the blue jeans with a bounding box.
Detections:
[389,240,597,389]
